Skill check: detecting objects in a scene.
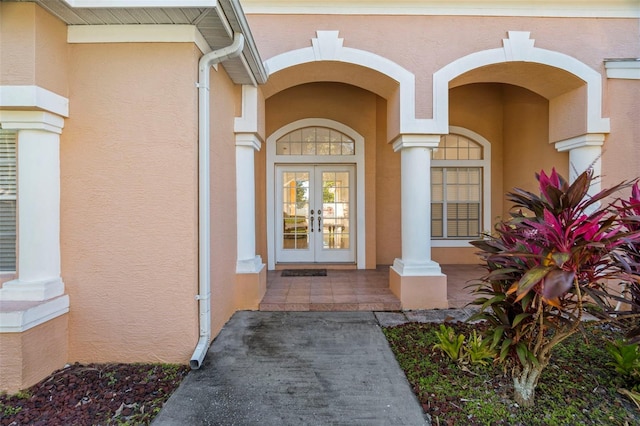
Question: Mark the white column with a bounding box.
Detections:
[391,135,442,276]
[555,133,605,197]
[0,111,65,301]
[235,133,263,273]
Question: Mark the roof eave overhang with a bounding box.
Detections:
[31,0,267,85]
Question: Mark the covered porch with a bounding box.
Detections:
[259,264,483,311]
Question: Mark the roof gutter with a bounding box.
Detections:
[190,32,245,369]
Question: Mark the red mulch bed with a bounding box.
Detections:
[0,363,188,425]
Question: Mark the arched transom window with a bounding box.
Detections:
[276,126,355,156]
[431,132,489,241]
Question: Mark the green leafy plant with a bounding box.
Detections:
[606,339,640,377]
[0,401,22,416]
[469,168,640,407]
[463,329,497,366]
[433,324,465,361]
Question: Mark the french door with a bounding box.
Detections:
[276,164,355,263]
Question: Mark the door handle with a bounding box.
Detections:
[310,215,314,232]
[317,216,322,232]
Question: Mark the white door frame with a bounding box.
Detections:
[266,118,365,269]
[275,164,356,264]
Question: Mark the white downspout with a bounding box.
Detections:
[191,32,245,369]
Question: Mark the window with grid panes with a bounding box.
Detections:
[0,130,17,272]
[431,134,483,239]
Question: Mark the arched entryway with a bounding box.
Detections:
[266,118,366,269]
[250,29,610,310]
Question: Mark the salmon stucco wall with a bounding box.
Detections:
[264,82,380,268]
[503,84,568,214]
[62,43,200,364]
[602,79,640,191]
[0,315,68,394]
[209,64,241,336]
[247,13,637,129]
[375,96,401,265]
[0,2,68,96]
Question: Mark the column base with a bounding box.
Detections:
[236,255,264,274]
[0,277,65,301]
[390,261,448,309]
[235,263,267,310]
[0,313,68,394]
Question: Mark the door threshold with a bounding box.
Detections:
[274,263,357,271]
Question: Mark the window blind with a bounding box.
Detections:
[0,130,17,272]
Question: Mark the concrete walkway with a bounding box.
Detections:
[152,311,467,426]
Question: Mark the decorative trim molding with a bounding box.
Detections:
[605,59,640,80]
[236,256,264,274]
[392,134,441,151]
[0,278,65,302]
[0,295,69,333]
[235,133,262,150]
[234,85,260,134]
[0,111,65,134]
[0,86,69,118]
[63,0,217,8]
[242,0,640,18]
[68,24,212,54]
[554,133,605,152]
[392,258,443,276]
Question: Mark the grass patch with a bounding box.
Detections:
[383,321,639,425]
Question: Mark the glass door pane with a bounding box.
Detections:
[321,171,350,250]
[281,171,310,250]
[314,166,355,263]
[276,165,355,264]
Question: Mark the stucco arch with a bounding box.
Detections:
[263,30,429,140]
[433,31,610,140]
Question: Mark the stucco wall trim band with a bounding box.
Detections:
[0,295,69,333]
[242,0,640,18]
[605,60,640,80]
[68,24,211,54]
[0,86,69,118]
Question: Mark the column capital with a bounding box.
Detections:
[235,132,263,151]
[392,134,441,152]
[0,111,65,134]
[0,85,69,117]
[554,133,605,152]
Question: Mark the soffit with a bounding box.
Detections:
[4,0,266,85]
[450,62,585,99]
[262,61,399,100]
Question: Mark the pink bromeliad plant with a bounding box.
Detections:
[469,168,640,407]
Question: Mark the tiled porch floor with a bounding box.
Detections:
[260,264,485,311]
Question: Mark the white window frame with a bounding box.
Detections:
[0,130,17,274]
[431,126,491,248]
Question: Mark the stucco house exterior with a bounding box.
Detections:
[0,0,638,393]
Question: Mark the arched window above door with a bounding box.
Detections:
[276,126,355,156]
